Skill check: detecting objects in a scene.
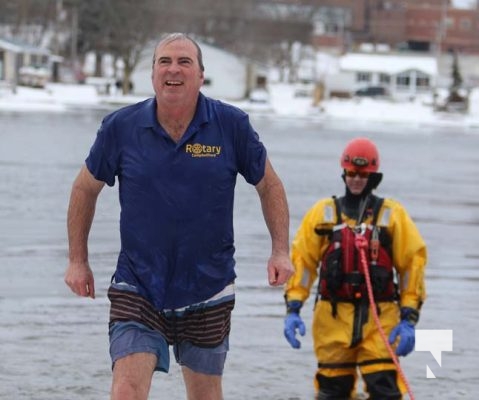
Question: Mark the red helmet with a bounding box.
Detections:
[340,137,380,173]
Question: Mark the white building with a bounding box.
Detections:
[324,52,438,100]
[130,40,262,100]
[0,37,62,88]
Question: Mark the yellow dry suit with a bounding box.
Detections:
[285,195,427,399]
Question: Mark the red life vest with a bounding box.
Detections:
[317,196,396,302]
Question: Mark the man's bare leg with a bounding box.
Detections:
[182,366,223,400]
[111,352,157,400]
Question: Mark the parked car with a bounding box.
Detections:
[294,80,315,97]
[19,65,50,88]
[355,86,388,97]
[249,88,270,103]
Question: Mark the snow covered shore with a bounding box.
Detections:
[1,82,479,131]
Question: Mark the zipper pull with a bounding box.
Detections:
[370,226,379,263]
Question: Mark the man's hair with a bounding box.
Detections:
[152,33,205,72]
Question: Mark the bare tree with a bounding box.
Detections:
[74,0,166,93]
[1,0,320,89]
[0,0,57,46]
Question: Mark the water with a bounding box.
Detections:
[1,109,478,399]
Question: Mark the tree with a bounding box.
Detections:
[2,0,320,91]
[441,50,468,113]
[74,0,166,93]
[449,50,463,99]
[179,0,314,82]
[75,0,110,76]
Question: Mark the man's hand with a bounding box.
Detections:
[267,253,294,286]
[64,261,96,299]
[284,300,305,349]
[388,307,419,356]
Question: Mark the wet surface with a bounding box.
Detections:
[1,110,478,399]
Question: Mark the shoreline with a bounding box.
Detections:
[1,82,479,131]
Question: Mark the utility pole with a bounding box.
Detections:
[434,0,448,87]
[70,3,78,68]
[435,0,448,66]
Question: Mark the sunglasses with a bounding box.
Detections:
[345,170,370,179]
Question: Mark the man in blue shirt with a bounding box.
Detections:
[64,33,294,400]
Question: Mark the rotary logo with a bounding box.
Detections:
[185,143,222,158]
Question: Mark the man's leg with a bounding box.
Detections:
[361,370,402,400]
[110,352,157,400]
[315,372,355,400]
[174,337,228,400]
[182,366,223,400]
[313,302,357,399]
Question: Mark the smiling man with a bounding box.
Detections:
[64,33,294,400]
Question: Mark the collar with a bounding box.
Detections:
[138,93,209,129]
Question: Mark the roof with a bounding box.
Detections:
[339,53,438,76]
[0,37,51,55]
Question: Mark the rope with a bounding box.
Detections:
[354,232,415,400]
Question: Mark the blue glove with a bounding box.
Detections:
[388,307,419,356]
[284,300,306,349]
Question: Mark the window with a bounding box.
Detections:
[325,22,340,34]
[356,72,371,82]
[379,73,390,84]
[396,73,410,87]
[445,17,455,30]
[416,72,430,88]
[460,18,472,31]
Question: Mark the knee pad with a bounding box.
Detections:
[315,373,355,400]
[362,370,402,400]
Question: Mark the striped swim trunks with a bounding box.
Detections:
[108,283,235,348]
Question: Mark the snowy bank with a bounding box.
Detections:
[1,82,479,131]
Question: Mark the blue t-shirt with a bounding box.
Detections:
[86,93,267,310]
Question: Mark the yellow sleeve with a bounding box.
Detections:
[285,198,335,304]
[380,199,427,310]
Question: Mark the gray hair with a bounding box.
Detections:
[152,33,205,72]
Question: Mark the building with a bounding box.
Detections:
[311,0,479,54]
[324,52,438,99]
[0,37,62,89]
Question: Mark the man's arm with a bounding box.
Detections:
[255,158,294,286]
[64,165,105,298]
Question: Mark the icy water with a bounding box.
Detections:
[1,109,478,399]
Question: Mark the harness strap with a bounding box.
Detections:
[371,196,384,225]
[333,195,342,224]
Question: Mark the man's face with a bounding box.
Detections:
[152,38,204,105]
[344,170,370,195]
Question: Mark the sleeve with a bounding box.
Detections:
[234,113,267,185]
[384,199,427,309]
[85,116,119,187]
[285,200,332,304]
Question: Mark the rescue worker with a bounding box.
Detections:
[283,137,427,399]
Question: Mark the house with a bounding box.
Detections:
[0,37,62,89]
[324,52,438,100]
[129,40,264,100]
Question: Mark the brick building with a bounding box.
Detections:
[312,0,479,54]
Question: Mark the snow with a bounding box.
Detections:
[1,81,479,131]
[451,0,476,9]
[339,53,437,75]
